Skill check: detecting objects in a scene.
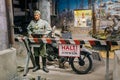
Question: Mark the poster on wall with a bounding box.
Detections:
[74,10,92,27]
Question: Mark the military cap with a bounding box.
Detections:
[34,10,41,15]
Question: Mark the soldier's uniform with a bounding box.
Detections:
[27,19,51,57]
[27,11,52,72]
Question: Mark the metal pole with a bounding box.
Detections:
[106,44,110,80]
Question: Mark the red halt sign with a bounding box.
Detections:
[59,44,80,57]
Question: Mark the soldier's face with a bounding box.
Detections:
[34,13,40,21]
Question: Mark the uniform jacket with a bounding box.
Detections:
[27,19,52,35]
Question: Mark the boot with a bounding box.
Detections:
[33,56,40,72]
[42,57,49,73]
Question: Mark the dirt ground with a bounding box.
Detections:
[15,40,114,80]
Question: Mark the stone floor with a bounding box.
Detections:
[14,41,114,80]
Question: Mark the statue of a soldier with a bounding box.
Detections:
[27,10,52,72]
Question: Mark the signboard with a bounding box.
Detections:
[59,44,80,57]
[74,10,92,27]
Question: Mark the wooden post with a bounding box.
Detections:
[92,0,96,34]
[5,0,15,47]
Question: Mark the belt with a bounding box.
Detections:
[31,34,43,38]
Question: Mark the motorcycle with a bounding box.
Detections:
[46,26,93,74]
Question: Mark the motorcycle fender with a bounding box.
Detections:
[80,51,91,55]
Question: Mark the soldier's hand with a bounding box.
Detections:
[29,34,33,38]
[42,35,47,38]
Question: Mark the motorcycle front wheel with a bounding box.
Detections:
[70,51,92,74]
